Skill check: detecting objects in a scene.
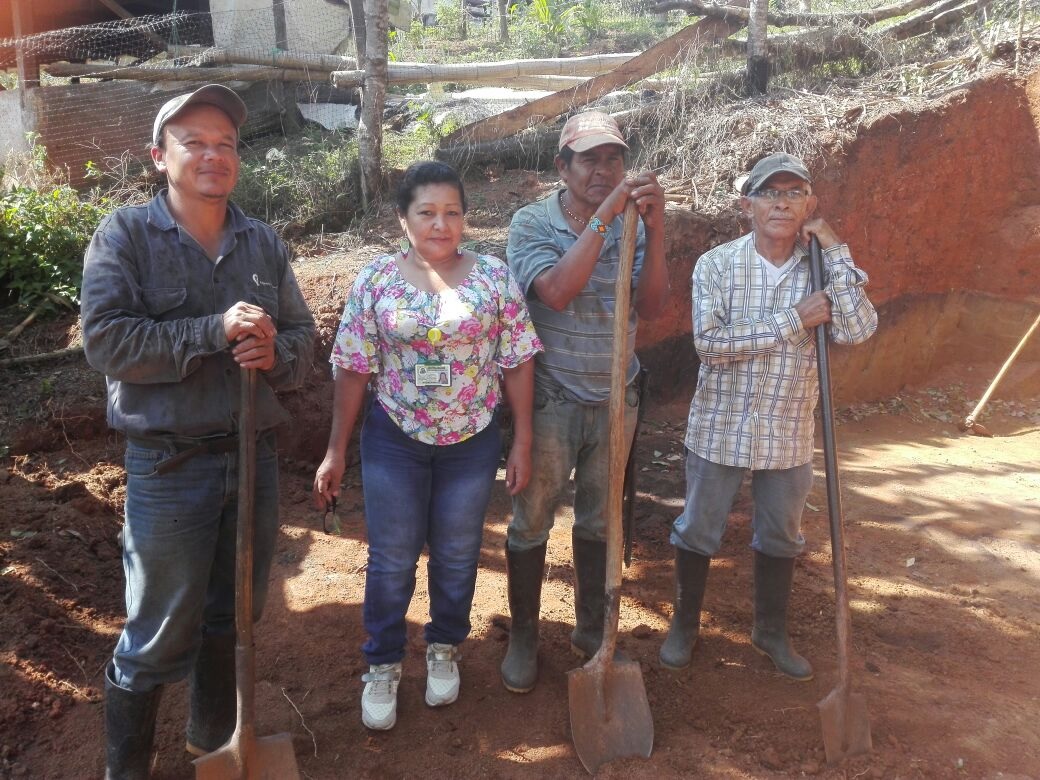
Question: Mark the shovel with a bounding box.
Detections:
[808,236,872,764]
[959,310,1040,436]
[568,201,654,774]
[195,367,300,780]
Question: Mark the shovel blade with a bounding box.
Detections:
[818,687,872,764]
[567,658,654,774]
[194,733,300,780]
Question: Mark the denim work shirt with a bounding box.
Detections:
[507,190,646,404]
[80,191,315,438]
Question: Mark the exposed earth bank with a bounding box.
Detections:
[2,71,1040,779]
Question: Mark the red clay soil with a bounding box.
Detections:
[3,72,1040,779]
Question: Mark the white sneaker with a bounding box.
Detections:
[361,662,401,730]
[425,643,460,707]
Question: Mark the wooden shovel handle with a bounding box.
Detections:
[235,367,257,745]
[963,310,1040,428]
[597,201,640,665]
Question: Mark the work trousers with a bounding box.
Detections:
[508,380,638,552]
[670,450,812,559]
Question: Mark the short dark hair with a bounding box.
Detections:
[396,161,467,214]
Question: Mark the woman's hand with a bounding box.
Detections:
[313,451,346,510]
[504,438,531,496]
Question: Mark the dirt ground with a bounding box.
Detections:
[2,358,1039,779]
[2,160,1040,778]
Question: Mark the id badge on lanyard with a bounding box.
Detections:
[415,326,451,387]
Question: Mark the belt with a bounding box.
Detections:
[127,434,239,475]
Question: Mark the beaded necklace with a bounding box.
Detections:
[559,190,588,226]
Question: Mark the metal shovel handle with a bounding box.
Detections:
[809,238,853,692]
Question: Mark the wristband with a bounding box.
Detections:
[587,215,611,236]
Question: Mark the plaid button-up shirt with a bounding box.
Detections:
[685,233,877,470]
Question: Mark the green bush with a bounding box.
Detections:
[0,181,107,307]
[234,129,362,237]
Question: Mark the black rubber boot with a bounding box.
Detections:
[104,662,162,780]
[185,631,237,756]
[751,552,814,681]
[659,548,712,670]
[569,533,607,658]
[500,542,547,693]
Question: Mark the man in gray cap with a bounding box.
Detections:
[660,152,876,679]
[501,111,669,693]
[81,85,314,777]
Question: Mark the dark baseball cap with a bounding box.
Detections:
[152,84,247,146]
[740,153,812,195]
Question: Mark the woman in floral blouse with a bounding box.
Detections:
[313,161,542,731]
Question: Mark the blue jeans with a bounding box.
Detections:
[508,380,638,552]
[111,434,279,692]
[360,403,501,665]
[670,450,812,558]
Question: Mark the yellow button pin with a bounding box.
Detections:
[427,327,443,344]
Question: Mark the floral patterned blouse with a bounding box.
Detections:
[330,252,543,445]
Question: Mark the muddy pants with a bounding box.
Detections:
[508,380,639,552]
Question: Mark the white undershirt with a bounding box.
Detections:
[757,252,798,286]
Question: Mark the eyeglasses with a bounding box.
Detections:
[751,188,809,202]
[323,496,342,536]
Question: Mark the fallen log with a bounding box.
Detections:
[436,104,677,170]
[442,14,746,147]
[652,0,938,28]
[330,52,638,88]
[886,0,983,38]
[43,63,318,82]
[0,346,84,369]
[436,128,560,169]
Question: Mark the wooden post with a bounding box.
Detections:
[359,0,389,210]
[273,0,289,48]
[349,0,368,64]
[498,0,509,42]
[12,0,40,100]
[460,0,468,39]
[747,0,769,94]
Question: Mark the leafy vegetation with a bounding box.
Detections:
[234,128,362,237]
[0,138,107,309]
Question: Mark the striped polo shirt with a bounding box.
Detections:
[506,189,646,403]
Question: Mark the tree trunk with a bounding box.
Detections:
[747,0,769,94]
[348,0,368,63]
[498,0,509,42]
[359,0,389,210]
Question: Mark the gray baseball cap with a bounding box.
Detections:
[152,84,247,146]
[740,153,812,195]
